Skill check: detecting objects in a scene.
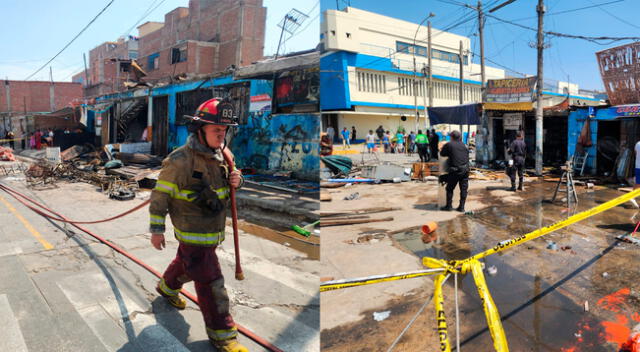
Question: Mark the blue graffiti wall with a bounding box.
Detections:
[232,112,320,181]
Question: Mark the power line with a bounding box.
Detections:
[485,11,640,44]
[484,0,624,25]
[122,0,167,37]
[24,0,115,80]
[586,0,640,30]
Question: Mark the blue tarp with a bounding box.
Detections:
[427,103,481,126]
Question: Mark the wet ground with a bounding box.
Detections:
[323,181,640,351]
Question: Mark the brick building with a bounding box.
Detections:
[1,80,82,115]
[74,0,266,98]
[0,80,83,141]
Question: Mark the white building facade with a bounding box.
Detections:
[320,7,506,139]
[320,7,602,142]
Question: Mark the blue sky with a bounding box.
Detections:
[321,0,640,91]
[0,0,319,82]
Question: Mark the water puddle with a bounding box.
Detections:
[392,183,640,351]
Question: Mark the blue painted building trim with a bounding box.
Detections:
[321,51,599,111]
[350,101,427,111]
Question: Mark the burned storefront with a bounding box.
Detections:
[569,105,640,181]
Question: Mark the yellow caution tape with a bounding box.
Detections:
[434,274,451,352]
[0,137,25,143]
[450,187,640,269]
[470,260,509,352]
[322,189,640,352]
[320,269,445,292]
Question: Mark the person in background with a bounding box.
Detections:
[376,125,385,148]
[439,131,469,212]
[395,130,405,154]
[415,130,429,162]
[408,131,416,156]
[429,129,440,161]
[382,131,391,153]
[351,126,357,143]
[326,125,335,144]
[340,127,350,149]
[321,133,333,156]
[365,130,375,154]
[507,130,527,192]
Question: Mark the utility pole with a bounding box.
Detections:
[413,51,420,132]
[478,0,488,165]
[83,53,89,88]
[459,40,464,134]
[535,0,545,175]
[422,63,429,130]
[428,21,433,112]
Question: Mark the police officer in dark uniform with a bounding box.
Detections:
[508,130,527,191]
[439,130,470,212]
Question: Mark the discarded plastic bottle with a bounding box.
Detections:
[465,210,474,216]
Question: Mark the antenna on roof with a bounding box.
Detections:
[275,9,309,60]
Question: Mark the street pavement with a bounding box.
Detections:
[0,171,319,352]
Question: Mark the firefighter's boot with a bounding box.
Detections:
[211,338,249,352]
[155,285,187,310]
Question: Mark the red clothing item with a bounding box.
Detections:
[160,243,237,341]
[35,131,42,150]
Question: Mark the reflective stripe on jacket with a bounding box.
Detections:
[149,135,238,246]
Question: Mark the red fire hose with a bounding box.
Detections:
[222,149,244,281]
[0,182,282,352]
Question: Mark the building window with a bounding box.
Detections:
[128,51,138,59]
[171,46,187,64]
[119,62,131,72]
[148,53,160,70]
[357,70,386,94]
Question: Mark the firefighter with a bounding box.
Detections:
[149,98,247,352]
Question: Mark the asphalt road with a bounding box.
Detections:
[0,173,319,352]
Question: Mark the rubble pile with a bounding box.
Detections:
[23,144,160,200]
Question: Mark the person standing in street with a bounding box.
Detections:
[415,130,429,162]
[508,131,527,191]
[365,130,375,154]
[376,125,385,148]
[149,98,247,352]
[439,130,469,212]
[429,129,440,161]
[351,126,357,143]
[340,127,351,149]
[326,125,335,144]
[408,131,416,156]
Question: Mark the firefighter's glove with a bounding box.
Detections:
[438,174,448,186]
[191,184,224,215]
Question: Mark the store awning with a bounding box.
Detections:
[427,103,481,125]
[482,102,533,111]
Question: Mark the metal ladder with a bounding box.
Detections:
[551,160,578,207]
[572,150,589,176]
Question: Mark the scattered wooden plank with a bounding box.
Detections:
[319,206,401,217]
[320,192,332,201]
[322,216,394,227]
[321,182,347,188]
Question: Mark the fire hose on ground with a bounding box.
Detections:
[0,182,283,352]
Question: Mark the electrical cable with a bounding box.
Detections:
[24,0,116,80]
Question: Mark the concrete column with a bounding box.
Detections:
[49,83,55,112]
[4,81,11,113]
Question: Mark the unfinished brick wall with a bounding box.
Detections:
[0,81,82,113]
